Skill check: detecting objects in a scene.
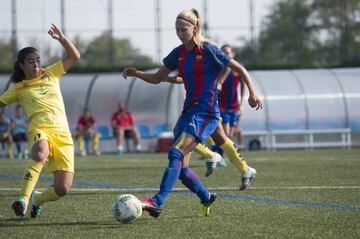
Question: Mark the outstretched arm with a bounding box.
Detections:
[227,59,262,110]
[216,67,231,91]
[48,23,80,72]
[163,75,184,84]
[123,66,172,84]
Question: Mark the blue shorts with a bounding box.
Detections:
[173,109,219,143]
[220,110,239,128]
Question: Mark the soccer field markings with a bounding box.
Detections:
[1,173,360,212]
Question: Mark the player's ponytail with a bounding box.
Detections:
[191,9,207,47]
[177,9,208,48]
[11,47,39,83]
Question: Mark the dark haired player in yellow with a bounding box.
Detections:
[0,23,80,218]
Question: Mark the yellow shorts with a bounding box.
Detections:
[29,129,74,173]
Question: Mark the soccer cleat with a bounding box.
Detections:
[205,153,222,177]
[80,150,86,157]
[198,193,217,217]
[30,190,43,218]
[240,167,257,191]
[117,149,124,156]
[11,198,27,217]
[140,197,161,218]
[216,157,227,168]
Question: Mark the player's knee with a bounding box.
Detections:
[168,147,184,161]
[31,150,48,163]
[54,183,72,197]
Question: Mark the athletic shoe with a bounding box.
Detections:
[216,157,227,168]
[140,197,161,218]
[198,193,217,217]
[11,197,27,217]
[94,150,101,156]
[240,167,257,191]
[205,153,222,177]
[80,150,86,157]
[117,149,123,156]
[30,190,43,218]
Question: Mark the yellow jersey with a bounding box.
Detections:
[0,61,70,134]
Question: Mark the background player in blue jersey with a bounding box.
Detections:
[218,44,245,140]
[123,9,262,218]
[11,104,29,159]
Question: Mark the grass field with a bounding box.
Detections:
[1,148,359,239]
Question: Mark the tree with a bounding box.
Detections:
[81,32,153,67]
[0,41,13,72]
[238,0,360,68]
[311,0,360,66]
[256,0,317,67]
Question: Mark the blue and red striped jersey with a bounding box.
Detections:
[219,71,242,111]
[163,43,230,113]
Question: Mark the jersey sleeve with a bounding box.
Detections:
[206,43,231,68]
[0,87,17,106]
[45,60,66,82]
[163,47,180,71]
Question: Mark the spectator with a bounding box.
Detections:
[111,101,141,155]
[0,112,14,159]
[12,104,29,159]
[74,108,100,156]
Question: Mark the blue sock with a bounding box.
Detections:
[153,148,183,208]
[179,167,210,204]
[211,144,224,157]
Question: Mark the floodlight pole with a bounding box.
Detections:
[249,0,256,61]
[60,0,66,35]
[202,0,208,36]
[11,0,17,63]
[108,0,115,63]
[155,0,162,64]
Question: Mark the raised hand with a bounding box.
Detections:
[48,23,64,41]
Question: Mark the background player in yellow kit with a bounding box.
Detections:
[0,23,80,218]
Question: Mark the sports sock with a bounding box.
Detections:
[34,185,61,206]
[220,138,248,174]
[6,143,14,159]
[20,160,43,204]
[153,148,183,208]
[92,133,100,151]
[194,143,215,158]
[179,167,209,203]
[78,137,85,152]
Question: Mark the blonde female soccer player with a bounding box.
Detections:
[123,9,262,218]
[0,24,80,218]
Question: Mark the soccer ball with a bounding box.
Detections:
[112,194,142,224]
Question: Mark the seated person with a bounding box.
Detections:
[74,108,100,156]
[111,101,141,155]
[11,105,28,159]
[0,112,14,159]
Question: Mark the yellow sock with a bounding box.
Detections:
[78,137,85,152]
[20,161,43,204]
[220,138,248,175]
[6,143,14,159]
[35,185,61,206]
[206,137,215,146]
[194,143,215,158]
[92,134,100,151]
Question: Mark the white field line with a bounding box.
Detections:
[0,186,360,192]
